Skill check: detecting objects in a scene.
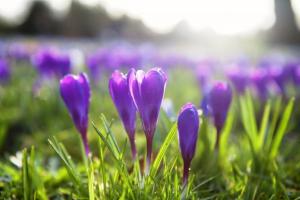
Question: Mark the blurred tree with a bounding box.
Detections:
[1,0,300,46]
[2,0,155,40]
[61,0,110,37]
[17,1,61,35]
[267,0,300,44]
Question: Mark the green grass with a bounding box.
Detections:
[0,64,300,199]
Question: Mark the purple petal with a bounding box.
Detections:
[109,70,136,138]
[178,103,199,163]
[128,68,167,137]
[60,73,90,137]
[208,81,232,133]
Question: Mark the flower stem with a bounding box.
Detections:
[145,135,153,175]
[183,160,190,186]
[129,136,137,161]
[215,128,221,150]
[82,134,90,156]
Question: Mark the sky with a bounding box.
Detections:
[0,0,299,36]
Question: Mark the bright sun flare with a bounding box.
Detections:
[99,0,275,35]
[0,0,277,35]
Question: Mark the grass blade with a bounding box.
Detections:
[219,106,234,161]
[245,91,258,137]
[270,98,295,158]
[22,148,30,200]
[257,100,271,152]
[88,157,95,200]
[150,123,177,176]
[265,97,282,152]
[48,137,83,191]
[92,121,119,161]
[100,114,121,155]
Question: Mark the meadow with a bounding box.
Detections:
[0,41,299,199]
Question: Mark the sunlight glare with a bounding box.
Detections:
[99,0,275,35]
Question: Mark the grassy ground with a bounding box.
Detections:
[0,62,300,199]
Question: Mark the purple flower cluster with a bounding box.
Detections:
[250,68,270,100]
[86,44,197,83]
[0,59,11,83]
[108,67,167,171]
[54,45,300,186]
[58,59,233,184]
[59,67,168,169]
[86,46,142,82]
[7,43,31,62]
[195,59,300,101]
[33,49,71,79]
[226,67,248,94]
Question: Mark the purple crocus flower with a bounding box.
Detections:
[152,54,181,69]
[60,73,91,155]
[103,46,142,71]
[196,63,211,92]
[200,94,210,117]
[86,53,101,82]
[208,81,232,148]
[57,54,71,77]
[250,68,270,100]
[33,49,71,79]
[268,66,287,95]
[283,61,299,85]
[196,62,213,116]
[177,103,199,184]
[227,68,249,94]
[128,68,167,170]
[86,49,109,82]
[0,59,11,83]
[293,67,300,86]
[109,70,137,160]
[7,43,30,61]
[113,48,141,69]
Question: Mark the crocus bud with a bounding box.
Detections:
[227,68,248,94]
[268,66,287,96]
[294,67,300,86]
[283,61,299,85]
[128,68,167,170]
[177,103,199,185]
[109,70,137,160]
[7,43,30,61]
[33,49,71,79]
[208,82,232,148]
[86,49,107,82]
[250,68,269,100]
[60,73,91,155]
[0,59,11,83]
[196,64,210,92]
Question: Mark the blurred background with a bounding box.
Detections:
[1,0,300,156]
[1,0,300,56]
[1,1,300,199]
